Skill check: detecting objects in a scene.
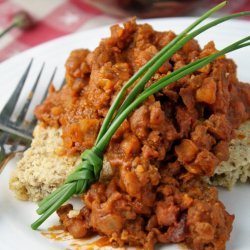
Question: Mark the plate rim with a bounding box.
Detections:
[0,16,249,250]
[1,16,250,67]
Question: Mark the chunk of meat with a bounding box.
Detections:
[57,204,91,238]
[191,124,216,151]
[175,139,199,163]
[120,168,141,198]
[176,106,194,137]
[212,141,230,162]
[196,77,217,104]
[156,199,180,226]
[187,200,234,250]
[65,49,91,79]
[185,150,219,176]
[149,101,166,131]
[205,114,233,141]
[62,119,100,153]
[120,134,141,158]
[129,105,150,140]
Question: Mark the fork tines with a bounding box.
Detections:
[15,62,45,126]
[0,59,58,140]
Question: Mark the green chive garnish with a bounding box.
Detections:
[31,1,250,230]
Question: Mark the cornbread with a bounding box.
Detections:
[9,124,79,201]
[209,120,250,188]
[9,124,112,201]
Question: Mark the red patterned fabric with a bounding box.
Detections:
[0,0,249,62]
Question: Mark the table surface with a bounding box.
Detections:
[0,0,249,62]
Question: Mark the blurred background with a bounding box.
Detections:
[0,0,249,62]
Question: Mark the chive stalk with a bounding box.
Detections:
[31,2,250,230]
[96,1,227,142]
[113,10,250,121]
[97,37,250,151]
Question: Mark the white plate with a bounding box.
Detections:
[0,17,249,250]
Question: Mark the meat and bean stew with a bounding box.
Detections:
[35,19,250,250]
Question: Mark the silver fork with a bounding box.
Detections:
[0,130,31,173]
[0,59,62,171]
